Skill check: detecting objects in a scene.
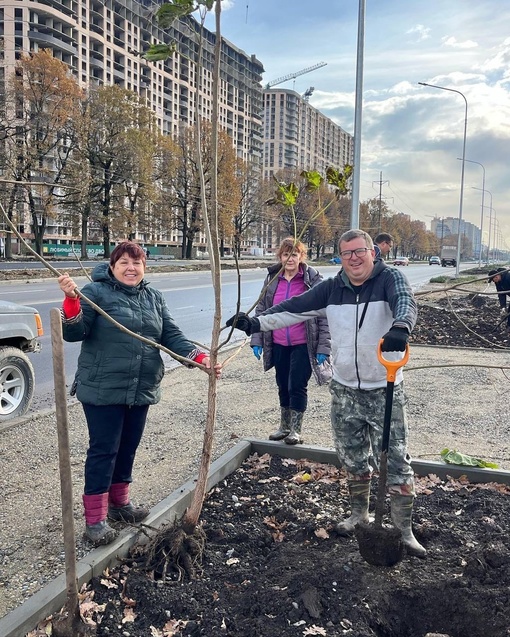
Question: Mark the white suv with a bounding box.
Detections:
[0,301,43,420]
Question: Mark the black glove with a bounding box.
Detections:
[226,312,261,336]
[381,326,409,352]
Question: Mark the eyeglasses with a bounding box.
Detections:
[339,247,371,259]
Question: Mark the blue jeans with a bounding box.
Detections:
[82,403,150,495]
[272,343,312,413]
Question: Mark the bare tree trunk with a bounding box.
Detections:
[183,0,222,530]
[81,204,89,258]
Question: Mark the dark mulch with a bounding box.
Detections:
[411,291,510,349]
[88,454,510,637]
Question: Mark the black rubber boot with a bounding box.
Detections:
[284,409,304,445]
[84,520,118,547]
[390,495,427,558]
[336,481,371,535]
[108,502,150,524]
[269,407,291,441]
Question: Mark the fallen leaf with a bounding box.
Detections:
[303,626,327,635]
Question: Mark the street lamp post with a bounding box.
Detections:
[473,187,492,262]
[350,0,366,228]
[418,82,468,277]
[458,158,485,267]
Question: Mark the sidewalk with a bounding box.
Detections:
[1,343,509,622]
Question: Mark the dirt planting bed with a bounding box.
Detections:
[83,453,510,637]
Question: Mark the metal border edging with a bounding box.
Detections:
[2,437,509,637]
[246,438,510,485]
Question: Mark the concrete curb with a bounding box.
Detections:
[2,439,509,637]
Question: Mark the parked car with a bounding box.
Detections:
[429,256,441,265]
[329,256,341,264]
[0,300,43,421]
[393,256,409,266]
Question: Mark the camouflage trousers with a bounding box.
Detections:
[329,380,415,495]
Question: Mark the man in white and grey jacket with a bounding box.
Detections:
[227,229,426,557]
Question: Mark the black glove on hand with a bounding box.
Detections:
[226,312,261,336]
[381,326,409,352]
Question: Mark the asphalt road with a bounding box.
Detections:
[0,261,469,413]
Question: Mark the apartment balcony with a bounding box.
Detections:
[28,31,77,55]
[113,63,125,80]
[89,54,104,70]
[35,0,76,18]
[90,22,104,36]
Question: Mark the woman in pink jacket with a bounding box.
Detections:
[250,238,331,444]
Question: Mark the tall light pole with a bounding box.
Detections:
[418,82,468,277]
[473,187,492,262]
[350,0,366,228]
[458,158,485,266]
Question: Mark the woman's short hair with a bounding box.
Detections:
[276,237,307,260]
[110,241,147,267]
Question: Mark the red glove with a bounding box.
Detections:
[62,296,81,318]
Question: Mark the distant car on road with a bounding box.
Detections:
[329,256,341,264]
[393,256,409,266]
[429,256,441,265]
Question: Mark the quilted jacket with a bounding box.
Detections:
[62,263,199,406]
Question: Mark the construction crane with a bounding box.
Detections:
[302,87,315,102]
[265,62,327,90]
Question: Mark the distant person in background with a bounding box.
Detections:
[250,237,331,445]
[146,248,151,259]
[374,233,394,259]
[489,268,510,330]
[58,241,221,547]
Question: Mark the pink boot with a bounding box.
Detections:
[83,493,118,546]
[108,482,149,524]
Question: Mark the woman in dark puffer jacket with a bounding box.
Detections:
[250,238,331,444]
[58,241,221,546]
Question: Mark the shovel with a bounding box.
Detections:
[355,341,410,567]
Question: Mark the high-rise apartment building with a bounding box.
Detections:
[431,216,481,258]
[263,88,353,179]
[0,0,264,162]
[255,88,353,252]
[0,0,265,254]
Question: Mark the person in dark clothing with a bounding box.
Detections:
[250,238,331,445]
[373,233,394,259]
[488,268,510,329]
[58,241,221,546]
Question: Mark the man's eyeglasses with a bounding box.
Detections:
[339,247,371,259]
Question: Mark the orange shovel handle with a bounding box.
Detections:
[377,341,410,382]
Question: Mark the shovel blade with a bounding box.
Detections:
[355,522,404,567]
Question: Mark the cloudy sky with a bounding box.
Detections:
[207,1,510,249]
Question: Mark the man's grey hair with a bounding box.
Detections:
[339,229,374,251]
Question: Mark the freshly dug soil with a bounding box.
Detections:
[411,291,510,349]
[86,454,510,637]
